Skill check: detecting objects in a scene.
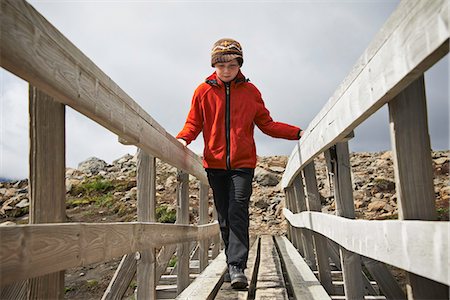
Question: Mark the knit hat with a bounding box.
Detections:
[211,38,243,67]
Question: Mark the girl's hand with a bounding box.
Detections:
[177,138,187,147]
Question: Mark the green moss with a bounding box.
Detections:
[70,176,114,196]
[156,205,176,223]
[168,256,177,267]
[86,279,98,288]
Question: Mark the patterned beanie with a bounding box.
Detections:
[211,38,243,67]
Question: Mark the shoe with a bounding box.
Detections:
[223,268,231,282]
[229,265,248,289]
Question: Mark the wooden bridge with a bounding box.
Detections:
[1,0,449,299]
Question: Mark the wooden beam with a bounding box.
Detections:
[0,222,219,286]
[326,143,365,299]
[254,235,289,299]
[199,184,210,272]
[136,150,157,299]
[283,209,449,286]
[101,254,137,300]
[0,0,207,184]
[175,251,227,300]
[176,171,190,295]
[275,236,331,299]
[28,85,65,299]
[281,0,449,188]
[303,162,333,295]
[292,175,316,270]
[361,257,406,300]
[388,75,449,299]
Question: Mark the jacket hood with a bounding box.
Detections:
[205,70,249,87]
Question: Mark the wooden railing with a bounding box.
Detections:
[0,0,220,299]
[281,0,449,299]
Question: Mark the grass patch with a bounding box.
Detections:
[168,256,177,267]
[156,205,176,223]
[70,176,114,196]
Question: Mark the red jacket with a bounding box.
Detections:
[177,71,301,169]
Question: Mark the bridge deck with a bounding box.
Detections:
[159,235,387,300]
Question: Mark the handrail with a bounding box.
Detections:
[281,0,449,188]
[0,0,207,184]
[283,209,449,286]
[0,222,219,286]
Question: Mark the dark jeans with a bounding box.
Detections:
[206,168,254,269]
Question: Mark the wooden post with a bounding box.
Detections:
[292,174,316,270]
[137,150,157,299]
[176,170,190,294]
[211,205,220,258]
[28,85,65,299]
[283,187,296,249]
[388,75,449,300]
[303,162,334,294]
[325,142,365,299]
[199,183,210,272]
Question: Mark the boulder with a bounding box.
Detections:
[78,157,107,174]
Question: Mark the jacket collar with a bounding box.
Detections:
[205,70,249,87]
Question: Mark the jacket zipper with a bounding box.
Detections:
[225,82,231,170]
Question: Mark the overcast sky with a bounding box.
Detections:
[1,0,448,180]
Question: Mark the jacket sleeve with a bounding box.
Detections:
[254,95,301,140]
[176,89,203,145]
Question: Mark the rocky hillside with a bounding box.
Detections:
[1,151,449,229]
[0,150,448,298]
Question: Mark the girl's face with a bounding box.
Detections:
[214,59,240,83]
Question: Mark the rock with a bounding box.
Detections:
[78,157,107,174]
[268,166,285,173]
[254,167,279,186]
[368,200,387,212]
[15,199,29,208]
[254,198,270,210]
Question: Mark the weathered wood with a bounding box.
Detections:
[0,281,27,300]
[156,244,178,283]
[254,235,288,299]
[176,171,190,295]
[275,235,331,299]
[284,187,298,252]
[175,251,227,300]
[283,209,449,286]
[211,207,221,258]
[388,75,449,299]
[215,236,260,299]
[199,183,210,272]
[362,257,406,300]
[282,0,449,188]
[28,86,65,300]
[303,162,333,295]
[327,240,378,297]
[0,0,208,184]
[326,142,365,299]
[136,150,157,299]
[292,174,316,270]
[0,222,219,286]
[101,254,137,300]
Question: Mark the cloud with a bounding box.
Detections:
[2,0,447,180]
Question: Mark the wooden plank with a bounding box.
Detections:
[388,75,449,299]
[136,150,157,299]
[283,209,449,286]
[101,254,137,300]
[215,236,260,299]
[254,235,289,300]
[175,251,227,300]
[176,171,190,295]
[0,281,27,300]
[199,184,210,272]
[0,0,208,184]
[0,222,219,286]
[292,175,317,270]
[28,86,65,299]
[281,0,449,188]
[361,257,406,300]
[326,143,365,299]
[303,162,333,294]
[284,187,298,252]
[211,207,221,258]
[275,236,331,299]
